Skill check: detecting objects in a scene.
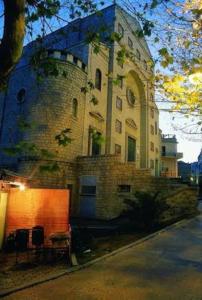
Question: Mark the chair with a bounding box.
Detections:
[49,232,71,264]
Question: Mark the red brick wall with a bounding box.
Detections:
[6,188,69,246]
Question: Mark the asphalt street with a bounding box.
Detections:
[4,204,202,300]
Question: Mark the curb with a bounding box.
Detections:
[0,217,194,298]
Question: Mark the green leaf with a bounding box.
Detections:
[39,162,60,173]
[40,149,56,159]
[17,118,34,132]
[159,48,168,56]
[135,30,144,38]
[151,0,159,9]
[55,128,72,147]
[160,60,169,68]
[90,95,99,105]
[93,44,100,54]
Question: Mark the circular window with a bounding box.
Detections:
[126,88,136,106]
[17,88,26,104]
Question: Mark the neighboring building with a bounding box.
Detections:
[178,150,202,187]
[161,135,183,178]
[0,4,162,219]
[191,149,202,187]
[191,162,199,185]
[178,161,192,183]
[198,149,202,188]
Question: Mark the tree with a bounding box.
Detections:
[0,0,100,90]
[0,0,25,90]
[121,0,201,126]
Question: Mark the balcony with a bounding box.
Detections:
[162,134,176,139]
[162,152,183,159]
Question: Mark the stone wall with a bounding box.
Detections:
[76,155,197,220]
[0,57,87,169]
[77,155,152,219]
[12,154,198,221]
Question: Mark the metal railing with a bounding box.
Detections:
[162,152,183,159]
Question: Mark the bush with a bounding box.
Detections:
[122,191,169,230]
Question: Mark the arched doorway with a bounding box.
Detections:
[126,70,148,168]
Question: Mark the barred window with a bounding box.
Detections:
[116,97,122,110]
[81,186,96,195]
[17,88,26,104]
[72,98,78,117]
[95,69,102,90]
[115,144,121,154]
[115,119,122,134]
[117,75,124,89]
[150,142,154,152]
[151,125,154,135]
[118,185,131,193]
[151,108,154,119]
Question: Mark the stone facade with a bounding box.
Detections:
[0,4,191,220]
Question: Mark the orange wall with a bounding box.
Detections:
[6,188,69,246]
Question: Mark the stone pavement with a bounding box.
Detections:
[3,209,202,300]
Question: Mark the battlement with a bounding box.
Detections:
[46,49,88,73]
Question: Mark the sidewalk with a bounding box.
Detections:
[0,252,69,295]
[0,232,144,296]
[3,212,202,300]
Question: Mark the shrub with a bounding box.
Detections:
[122,191,169,230]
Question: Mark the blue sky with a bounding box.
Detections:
[0,1,201,162]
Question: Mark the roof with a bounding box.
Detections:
[18,3,152,68]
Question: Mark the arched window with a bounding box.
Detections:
[95,69,102,90]
[17,88,26,104]
[72,98,78,118]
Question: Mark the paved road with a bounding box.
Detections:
[4,212,202,300]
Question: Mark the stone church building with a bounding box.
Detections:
[0,4,162,219]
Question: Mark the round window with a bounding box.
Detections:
[126,88,136,106]
[17,88,26,104]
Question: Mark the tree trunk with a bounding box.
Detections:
[0,0,25,90]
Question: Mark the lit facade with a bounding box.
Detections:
[0,4,161,219]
